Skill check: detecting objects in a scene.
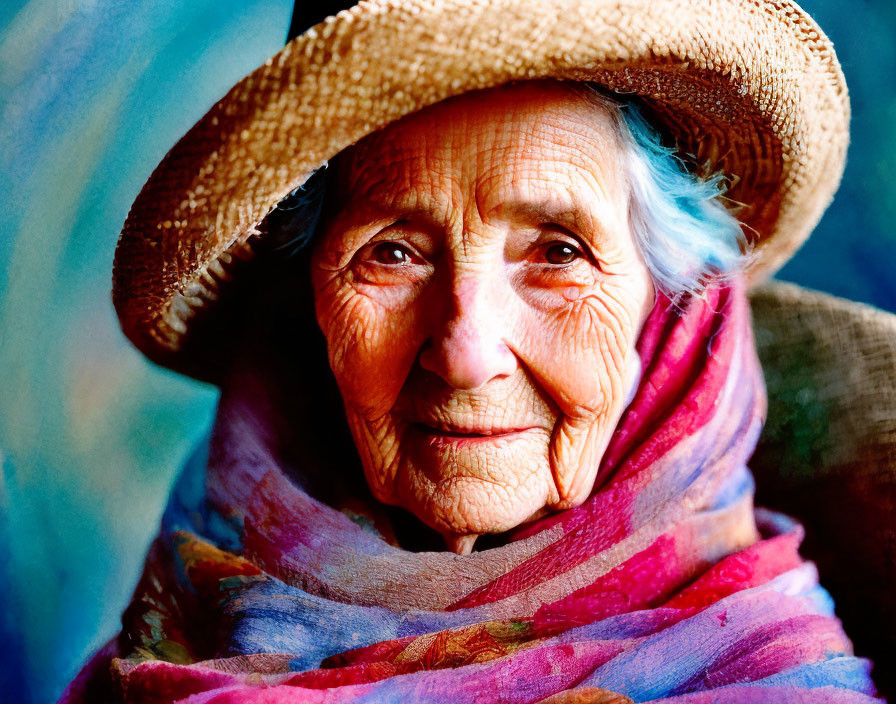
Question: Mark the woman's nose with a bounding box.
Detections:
[418,280,519,389]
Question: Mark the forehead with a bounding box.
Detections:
[331,81,628,211]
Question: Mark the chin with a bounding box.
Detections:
[410,476,549,535]
[389,428,557,550]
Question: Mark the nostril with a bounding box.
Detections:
[416,338,438,373]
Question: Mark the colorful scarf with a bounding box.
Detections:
[61,282,881,703]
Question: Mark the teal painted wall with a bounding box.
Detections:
[0,3,291,702]
[0,2,892,702]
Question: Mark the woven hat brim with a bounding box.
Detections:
[112,0,850,378]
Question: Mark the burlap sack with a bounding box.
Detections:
[750,280,896,698]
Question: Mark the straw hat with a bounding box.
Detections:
[112,0,850,379]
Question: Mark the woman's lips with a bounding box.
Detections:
[410,421,535,445]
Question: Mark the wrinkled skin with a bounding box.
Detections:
[310,81,655,554]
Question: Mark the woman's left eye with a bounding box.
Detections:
[543,241,582,265]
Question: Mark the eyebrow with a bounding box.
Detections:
[327,201,448,261]
[336,193,456,238]
[334,185,615,248]
[341,204,450,237]
[491,195,613,245]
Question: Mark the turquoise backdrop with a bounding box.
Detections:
[0,2,893,702]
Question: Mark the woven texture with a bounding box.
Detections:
[749,280,896,700]
[112,0,850,376]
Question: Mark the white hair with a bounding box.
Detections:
[574,83,755,302]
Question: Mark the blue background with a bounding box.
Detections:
[0,1,893,702]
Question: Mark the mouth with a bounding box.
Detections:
[410,421,534,443]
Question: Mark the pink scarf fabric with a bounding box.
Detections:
[61,282,880,703]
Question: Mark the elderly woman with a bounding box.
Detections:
[63,1,884,702]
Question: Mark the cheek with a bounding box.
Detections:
[313,278,426,418]
[516,277,649,416]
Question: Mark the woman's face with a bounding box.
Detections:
[310,82,655,553]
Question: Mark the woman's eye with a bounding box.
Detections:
[351,239,431,287]
[544,242,582,265]
[370,242,417,265]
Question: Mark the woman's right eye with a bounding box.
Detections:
[351,239,432,287]
[369,242,417,265]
